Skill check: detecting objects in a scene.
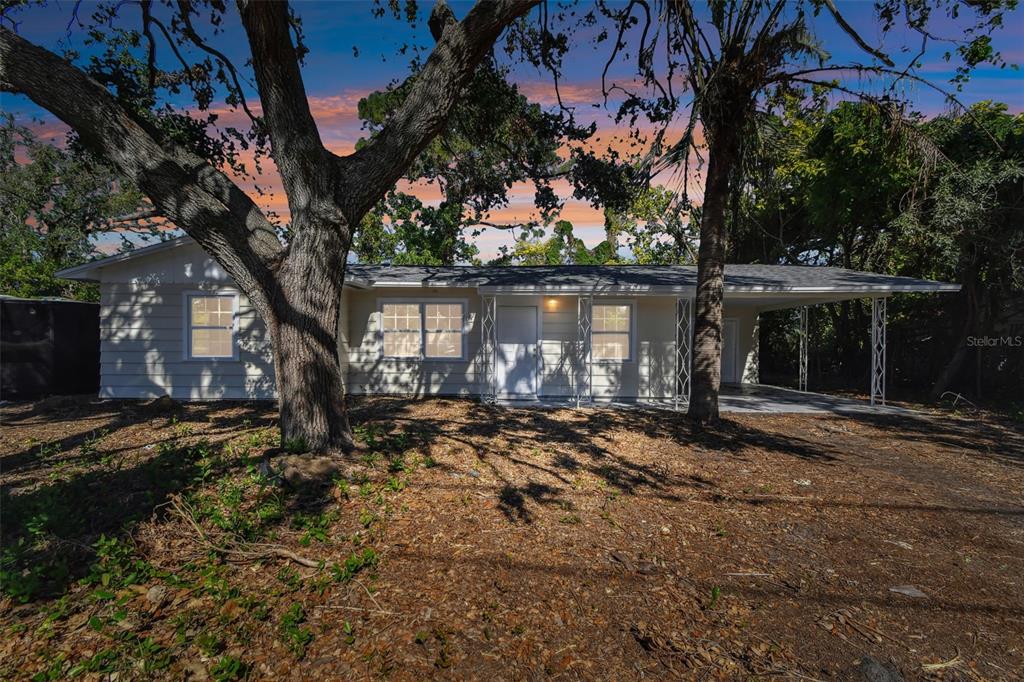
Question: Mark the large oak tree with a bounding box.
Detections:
[1,0,537,453]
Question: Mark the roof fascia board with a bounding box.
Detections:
[477,283,960,295]
[343,277,370,289]
[366,281,484,288]
[477,284,690,295]
[54,235,372,289]
[56,236,194,281]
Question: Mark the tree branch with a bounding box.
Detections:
[0,25,283,310]
[339,0,538,221]
[176,0,262,127]
[237,0,328,209]
[822,0,895,67]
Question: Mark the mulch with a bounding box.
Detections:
[1,395,1022,680]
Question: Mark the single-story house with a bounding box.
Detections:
[56,236,960,408]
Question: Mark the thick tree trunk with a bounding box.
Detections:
[688,123,740,422]
[267,222,354,454]
[271,305,353,454]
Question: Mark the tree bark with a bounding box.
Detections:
[688,121,740,422]
[269,227,353,452]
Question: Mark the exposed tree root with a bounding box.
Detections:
[167,494,322,569]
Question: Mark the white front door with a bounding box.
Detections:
[496,305,538,397]
[721,318,739,384]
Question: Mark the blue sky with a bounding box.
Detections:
[4,0,1022,258]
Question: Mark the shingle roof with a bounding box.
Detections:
[346,264,958,293]
[55,236,958,293]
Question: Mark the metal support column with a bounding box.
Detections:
[576,295,593,407]
[870,297,886,406]
[479,295,497,403]
[798,306,808,392]
[674,297,693,410]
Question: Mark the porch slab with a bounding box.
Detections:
[717,384,911,415]
[497,384,912,416]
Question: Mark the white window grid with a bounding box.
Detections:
[380,301,467,360]
[591,302,633,362]
[185,293,237,360]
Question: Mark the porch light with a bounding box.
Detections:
[545,297,558,310]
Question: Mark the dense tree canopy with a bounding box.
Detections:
[731,100,1023,399]
[1,0,542,453]
[0,118,147,301]
[353,52,638,265]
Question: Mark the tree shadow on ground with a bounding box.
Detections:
[348,395,1024,526]
[863,409,1024,468]
[348,397,851,526]
[0,399,276,599]
[4,394,1020,600]
[1,399,274,485]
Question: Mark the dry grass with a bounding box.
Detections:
[1,395,1022,679]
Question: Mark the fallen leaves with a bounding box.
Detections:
[2,396,1023,679]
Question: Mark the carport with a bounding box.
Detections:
[464,264,962,410]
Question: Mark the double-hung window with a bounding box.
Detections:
[186,294,236,359]
[381,302,465,359]
[592,303,632,361]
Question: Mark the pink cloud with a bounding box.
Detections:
[513,78,609,107]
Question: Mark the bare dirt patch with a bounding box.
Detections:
[2,396,1022,680]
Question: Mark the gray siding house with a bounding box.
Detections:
[57,236,959,407]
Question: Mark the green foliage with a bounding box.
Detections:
[0,466,169,601]
[0,117,145,300]
[294,510,339,546]
[341,620,356,646]
[283,436,309,455]
[738,98,1023,395]
[30,653,68,682]
[66,649,118,676]
[279,603,314,658]
[81,535,154,595]
[195,631,225,657]
[708,585,722,610]
[210,655,248,681]
[497,220,622,265]
[358,508,377,529]
[354,55,637,265]
[357,193,482,265]
[330,548,379,584]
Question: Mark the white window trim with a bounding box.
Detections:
[182,290,240,361]
[377,298,469,362]
[591,299,636,363]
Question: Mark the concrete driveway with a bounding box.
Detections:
[498,384,914,415]
[719,384,913,415]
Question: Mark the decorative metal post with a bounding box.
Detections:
[674,297,693,410]
[798,306,808,392]
[870,297,886,406]
[479,295,497,403]
[576,295,593,407]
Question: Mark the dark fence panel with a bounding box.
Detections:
[1,298,99,400]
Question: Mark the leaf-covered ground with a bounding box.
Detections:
[1,396,1022,680]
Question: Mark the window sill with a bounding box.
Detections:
[381,356,469,363]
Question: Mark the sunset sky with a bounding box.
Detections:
[5,0,1023,259]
